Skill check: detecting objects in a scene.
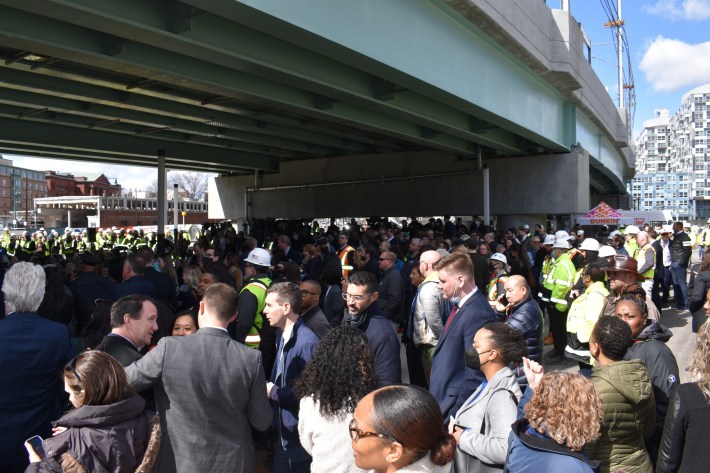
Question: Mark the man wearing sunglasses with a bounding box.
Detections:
[342,271,401,387]
[298,280,331,339]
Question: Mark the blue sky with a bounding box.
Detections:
[548,0,710,136]
[6,1,710,188]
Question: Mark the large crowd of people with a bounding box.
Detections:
[1,215,709,473]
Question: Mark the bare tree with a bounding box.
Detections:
[145,171,207,200]
[173,171,208,200]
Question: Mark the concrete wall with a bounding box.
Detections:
[210,151,590,220]
[446,0,632,170]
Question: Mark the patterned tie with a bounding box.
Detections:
[443,304,459,335]
[274,337,285,384]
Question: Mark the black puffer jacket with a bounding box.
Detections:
[28,394,159,473]
[501,294,544,362]
[624,321,679,465]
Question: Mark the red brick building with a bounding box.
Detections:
[46,171,121,197]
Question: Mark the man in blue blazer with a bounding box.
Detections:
[0,262,73,473]
[429,253,496,420]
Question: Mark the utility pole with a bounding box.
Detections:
[604,0,624,108]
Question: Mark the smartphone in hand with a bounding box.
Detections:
[26,435,46,459]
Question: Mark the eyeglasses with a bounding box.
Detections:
[65,354,82,384]
[342,292,369,302]
[378,258,392,262]
[300,290,318,297]
[349,418,402,445]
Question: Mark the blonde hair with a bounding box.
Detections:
[182,265,201,289]
[689,320,710,401]
[524,372,602,451]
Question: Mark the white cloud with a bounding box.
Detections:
[639,36,710,92]
[644,0,710,21]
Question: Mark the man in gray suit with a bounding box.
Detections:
[126,283,272,473]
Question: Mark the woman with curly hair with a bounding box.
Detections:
[295,326,378,473]
[350,385,456,472]
[656,319,710,472]
[506,359,603,472]
[586,316,655,473]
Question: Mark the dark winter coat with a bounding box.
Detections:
[657,382,710,473]
[501,294,544,362]
[27,394,160,473]
[670,231,691,267]
[624,321,679,464]
[587,360,656,473]
[505,419,600,473]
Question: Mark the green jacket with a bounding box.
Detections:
[587,360,656,473]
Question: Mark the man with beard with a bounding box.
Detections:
[341,271,401,386]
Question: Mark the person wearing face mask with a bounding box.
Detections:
[449,323,525,472]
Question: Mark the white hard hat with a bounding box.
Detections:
[578,238,600,252]
[598,245,616,258]
[683,222,691,228]
[624,225,640,235]
[609,230,621,238]
[552,238,571,249]
[661,225,673,234]
[244,248,272,267]
[706,218,710,224]
[490,253,507,265]
[554,230,572,241]
[543,234,556,245]
[577,229,585,236]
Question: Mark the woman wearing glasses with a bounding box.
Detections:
[350,384,456,472]
[24,350,160,472]
[295,326,378,473]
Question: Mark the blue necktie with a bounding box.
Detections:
[274,337,285,384]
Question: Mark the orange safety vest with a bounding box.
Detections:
[339,245,355,278]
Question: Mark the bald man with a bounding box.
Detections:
[494,275,544,364]
[636,231,656,297]
[404,250,445,387]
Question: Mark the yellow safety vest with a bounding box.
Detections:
[240,277,271,349]
[637,244,655,279]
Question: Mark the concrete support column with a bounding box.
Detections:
[483,165,490,227]
[157,149,166,253]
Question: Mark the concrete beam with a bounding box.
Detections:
[210,150,590,219]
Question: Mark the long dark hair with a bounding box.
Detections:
[295,326,378,416]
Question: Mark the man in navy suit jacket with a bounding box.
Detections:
[0,262,73,473]
[429,253,496,420]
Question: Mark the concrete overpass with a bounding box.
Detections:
[0,0,632,227]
